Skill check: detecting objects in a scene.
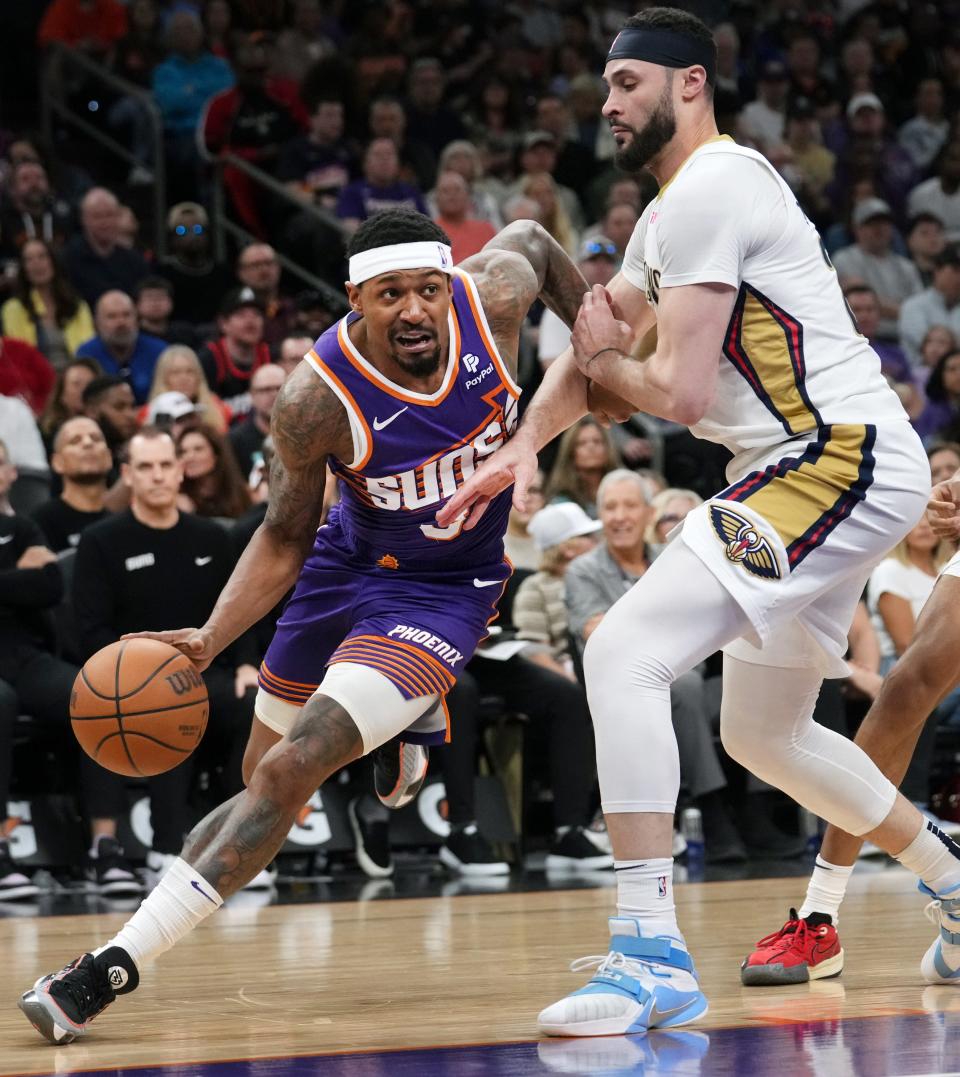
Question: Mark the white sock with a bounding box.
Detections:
[798,856,854,923]
[894,821,960,896]
[93,858,223,969]
[614,858,681,941]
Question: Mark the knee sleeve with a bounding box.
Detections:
[256,664,440,756]
[720,656,897,836]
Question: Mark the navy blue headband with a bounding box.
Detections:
[606,27,716,83]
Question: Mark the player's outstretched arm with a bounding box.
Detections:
[124,365,350,669]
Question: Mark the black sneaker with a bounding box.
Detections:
[18,947,138,1044]
[348,796,393,878]
[0,840,39,900]
[440,824,510,877]
[373,738,429,809]
[89,836,143,896]
[545,827,614,872]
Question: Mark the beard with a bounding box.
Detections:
[69,469,111,486]
[613,79,677,173]
[388,327,442,378]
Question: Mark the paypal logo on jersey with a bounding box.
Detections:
[463,352,494,389]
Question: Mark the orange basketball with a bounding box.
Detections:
[70,639,208,777]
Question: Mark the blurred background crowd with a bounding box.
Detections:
[0,0,959,904]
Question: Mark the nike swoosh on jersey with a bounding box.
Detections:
[373,406,409,431]
[195,556,212,566]
[473,578,502,587]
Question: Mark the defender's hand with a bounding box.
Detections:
[927,477,960,542]
[120,626,219,672]
[572,285,634,374]
[436,436,539,532]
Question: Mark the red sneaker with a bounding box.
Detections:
[741,908,844,986]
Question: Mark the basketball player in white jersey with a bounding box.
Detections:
[440,6,960,1037]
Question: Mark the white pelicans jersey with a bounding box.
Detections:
[621,136,906,466]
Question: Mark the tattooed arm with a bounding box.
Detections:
[124,362,353,669]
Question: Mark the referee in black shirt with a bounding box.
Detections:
[74,427,260,882]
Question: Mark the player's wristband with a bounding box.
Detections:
[586,347,625,366]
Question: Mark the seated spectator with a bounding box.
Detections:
[202,0,234,60]
[277,333,314,377]
[270,0,335,84]
[520,172,578,257]
[141,345,230,433]
[539,237,617,367]
[228,363,285,482]
[908,141,960,242]
[907,212,947,287]
[564,470,749,861]
[277,97,355,213]
[899,78,949,174]
[175,425,252,519]
[914,349,960,444]
[236,244,295,350]
[2,238,94,369]
[63,189,149,307]
[844,283,920,413]
[0,394,48,474]
[336,138,429,236]
[534,93,598,200]
[135,276,198,349]
[509,132,584,233]
[646,487,703,556]
[899,245,960,367]
[0,440,80,897]
[82,375,139,473]
[545,416,622,519]
[152,12,234,180]
[0,160,75,267]
[430,171,495,264]
[38,356,101,449]
[503,470,546,572]
[37,0,126,59]
[918,325,957,382]
[404,58,467,163]
[31,416,110,550]
[930,440,960,485]
[739,59,789,152]
[515,502,601,677]
[74,428,261,883]
[367,97,435,194]
[588,201,639,259]
[784,97,835,225]
[198,288,272,418]
[156,202,234,327]
[202,35,308,234]
[0,335,54,416]
[786,31,836,114]
[832,197,922,340]
[427,141,503,229]
[76,290,167,404]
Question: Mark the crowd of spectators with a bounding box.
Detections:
[1,0,960,897]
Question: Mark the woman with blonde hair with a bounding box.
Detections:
[141,345,230,432]
[520,172,578,255]
[545,415,622,518]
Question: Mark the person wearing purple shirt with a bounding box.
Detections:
[914,348,960,444]
[336,139,428,236]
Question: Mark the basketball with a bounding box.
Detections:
[70,639,209,777]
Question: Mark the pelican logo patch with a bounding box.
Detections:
[710,505,781,580]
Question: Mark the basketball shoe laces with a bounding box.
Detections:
[50,957,114,1024]
[753,908,808,954]
[570,948,676,981]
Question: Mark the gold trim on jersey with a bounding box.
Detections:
[656,134,735,199]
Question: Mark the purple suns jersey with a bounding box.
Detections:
[305,268,521,569]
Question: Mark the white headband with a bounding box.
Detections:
[348,241,454,285]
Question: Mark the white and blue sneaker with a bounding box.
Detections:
[537,917,708,1037]
[921,880,960,984]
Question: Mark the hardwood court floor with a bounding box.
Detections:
[2,867,956,1076]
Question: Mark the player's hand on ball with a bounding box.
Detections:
[572,284,634,374]
[927,477,960,541]
[120,626,218,671]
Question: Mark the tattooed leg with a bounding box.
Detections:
[184,694,362,897]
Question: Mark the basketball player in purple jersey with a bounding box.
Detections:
[18,208,601,1044]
